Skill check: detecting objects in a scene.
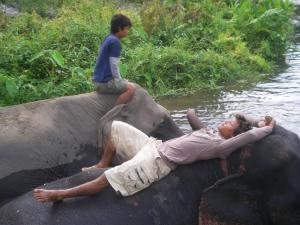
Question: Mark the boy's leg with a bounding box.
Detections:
[82,121,149,171]
[115,83,135,105]
[34,174,109,203]
[94,80,135,105]
[82,135,115,171]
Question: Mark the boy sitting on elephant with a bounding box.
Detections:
[92,14,136,105]
[34,111,275,202]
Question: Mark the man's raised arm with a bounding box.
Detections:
[186,108,206,130]
[217,116,276,159]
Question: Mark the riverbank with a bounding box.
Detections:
[158,25,300,136]
[0,0,295,106]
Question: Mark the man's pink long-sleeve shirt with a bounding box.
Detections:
[158,126,272,166]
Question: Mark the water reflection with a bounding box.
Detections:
[158,43,300,135]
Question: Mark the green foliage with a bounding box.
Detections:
[0,10,8,28]
[0,0,294,106]
[123,39,271,95]
[231,0,294,60]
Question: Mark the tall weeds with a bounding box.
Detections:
[0,0,294,106]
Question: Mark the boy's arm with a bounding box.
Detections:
[109,39,122,79]
[109,57,121,79]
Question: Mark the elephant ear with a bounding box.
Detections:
[96,104,127,162]
[96,102,146,165]
[198,173,267,225]
[198,126,300,225]
[95,86,183,164]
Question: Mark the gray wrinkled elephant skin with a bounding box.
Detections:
[1,126,299,225]
[0,86,183,206]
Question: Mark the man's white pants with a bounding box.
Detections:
[104,121,172,196]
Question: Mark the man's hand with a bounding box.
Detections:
[264,116,276,129]
[187,108,205,130]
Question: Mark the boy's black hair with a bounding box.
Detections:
[110,14,132,34]
[233,114,253,136]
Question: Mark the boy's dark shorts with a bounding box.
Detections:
[94,79,127,95]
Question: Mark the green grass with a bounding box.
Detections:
[0,0,295,106]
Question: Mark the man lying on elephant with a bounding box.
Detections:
[34,112,276,202]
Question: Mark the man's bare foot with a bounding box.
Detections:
[81,163,105,172]
[34,189,63,203]
[81,165,98,172]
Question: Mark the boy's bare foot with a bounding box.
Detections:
[34,189,63,203]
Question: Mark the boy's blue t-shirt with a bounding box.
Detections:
[92,34,121,83]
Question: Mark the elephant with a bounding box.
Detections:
[0,85,183,206]
[198,125,300,225]
[0,156,225,225]
[1,121,300,225]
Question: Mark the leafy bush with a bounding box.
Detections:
[0,0,294,106]
[231,0,294,60]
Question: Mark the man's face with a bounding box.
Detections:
[118,26,130,38]
[218,119,239,139]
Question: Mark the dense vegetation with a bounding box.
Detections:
[0,0,294,106]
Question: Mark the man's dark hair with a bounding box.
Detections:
[233,114,253,136]
[110,14,132,34]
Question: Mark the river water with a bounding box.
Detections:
[158,15,300,136]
